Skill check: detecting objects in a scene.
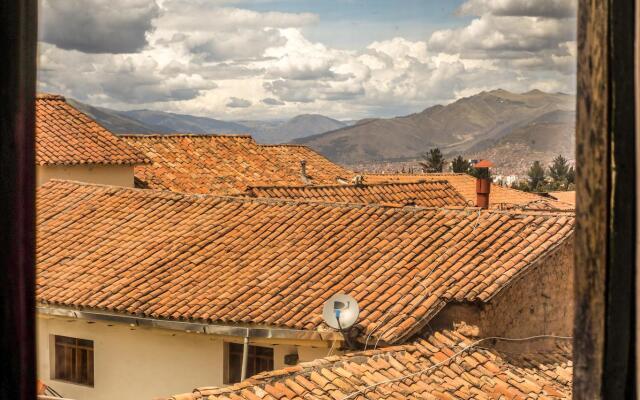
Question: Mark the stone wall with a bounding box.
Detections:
[431,239,574,343]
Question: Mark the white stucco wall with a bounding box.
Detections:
[38,315,225,400]
[37,315,338,400]
[36,164,135,187]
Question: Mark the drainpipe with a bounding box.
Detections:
[240,331,249,381]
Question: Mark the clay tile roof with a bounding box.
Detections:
[549,191,576,205]
[246,181,469,208]
[473,160,494,168]
[496,198,575,212]
[35,94,150,166]
[365,173,564,209]
[170,329,572,400]
[37,180,574,344]
[121,135,353,195]
[259,144,352,184]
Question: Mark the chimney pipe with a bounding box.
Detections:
[476,175,490,209]
[300,160,311,184]
[473,160,494,209]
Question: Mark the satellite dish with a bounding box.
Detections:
[322,294,360,330]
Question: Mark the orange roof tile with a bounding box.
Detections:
[35,94,149,166]
[246,181,469,208]
[37,180,574,344]
[365,173,566,209]
[496,198,575,211]
[259,144,352,185]
[171,329,572,400]
[549,191,576,205]
[121,135,352,195]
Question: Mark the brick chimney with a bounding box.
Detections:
[473,160,494,209]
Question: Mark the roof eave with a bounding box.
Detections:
[36,304,344,341]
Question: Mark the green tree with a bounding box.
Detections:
[566,167,575,189]
[451,155,472,173]
[470,165,491,179]
[420,148,445,172]
[527,160,546,191]
[549,154,570,183]
[511,180,530,192]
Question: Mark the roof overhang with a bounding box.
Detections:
[36,304,343,341]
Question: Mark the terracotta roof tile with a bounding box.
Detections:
[121,135,353,195]
[171,329,572,400]
[37,180,574,344]
[246,181,468,208]
[35,94,149,165]
[548,191,575,206]
[259,145,352,185]
[364,173,566,210]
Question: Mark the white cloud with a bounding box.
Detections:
[226,97,252,108]
[37,0,577,119]
[262,97,285,106]
[458,0,576,18]
[40,0,160,53]
[429,15,574,56]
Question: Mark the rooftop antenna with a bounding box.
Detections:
[322,294,360,349]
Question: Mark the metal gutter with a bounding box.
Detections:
[36,305,343,341]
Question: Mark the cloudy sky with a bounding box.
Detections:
[37,0,577,120]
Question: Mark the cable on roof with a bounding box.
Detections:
[365,210,485,350]
[343,333,573,399]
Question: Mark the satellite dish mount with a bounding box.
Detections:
[322,294,360,349]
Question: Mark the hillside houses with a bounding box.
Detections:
[33,93,576,400]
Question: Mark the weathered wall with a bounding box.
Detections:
[36,164,134,187]
[431,240,574,341]
[37,315,336,400]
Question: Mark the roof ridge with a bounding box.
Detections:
[36,93,66,101]
[259,144,308,148]
[118,133,254,139]
[41,180,575,218]
[247,180,456,190]
[366,172,466,176]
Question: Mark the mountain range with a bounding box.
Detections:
[69,89,576,175]
[294,89,575,166]
[67,99,347,144]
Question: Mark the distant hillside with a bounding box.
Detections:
[69,99,251,135]
[121,109,251,135]
[234,114,347,143]
[69,99,346,143]
[295,89,575,164]
[67,99,170,134]
[464,110,575,175]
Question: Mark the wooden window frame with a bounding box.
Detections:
[0,1,37,400]
[0,0,638,398]
[52,335,95,387]
[574,0,637,397]
[225,342,274,384]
